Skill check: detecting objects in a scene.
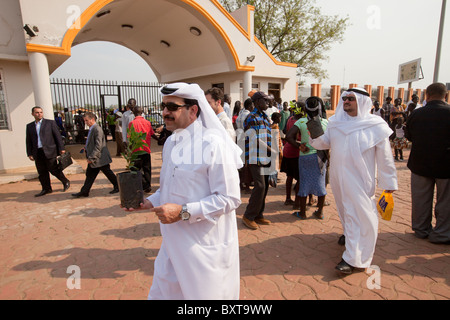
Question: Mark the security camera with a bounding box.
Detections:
[247,55,255,62]
[24,24,39,37]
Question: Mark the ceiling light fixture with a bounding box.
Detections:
[96,10,111,18]
[189,27,202,36]
[121,24,133,29]
[160,40,170,48]
[140,50,149,56]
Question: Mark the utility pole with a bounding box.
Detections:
[434,0,447,83]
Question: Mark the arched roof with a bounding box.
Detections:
[27,0,259,82]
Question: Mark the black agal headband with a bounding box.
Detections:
[346,88,370,97]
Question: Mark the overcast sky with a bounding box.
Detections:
[51,0,450,90]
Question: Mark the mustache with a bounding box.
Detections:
[164,115,175,121]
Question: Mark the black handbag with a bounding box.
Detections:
[57,152,73,170]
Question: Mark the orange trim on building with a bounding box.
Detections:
[210,0,254,40]
[25,0,295,72]
[181,0,254,71]
[26,0,115,56]
[253,37,298,68]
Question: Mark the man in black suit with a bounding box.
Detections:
[26,106,70,197]
[72,112,119,198]
[405,83,450,244]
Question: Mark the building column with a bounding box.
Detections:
[331,85,340,110]
[28,52,53,117]
[243,71,252,100]
[398,88,405,102]
[377,86,385,105]
[364,85,372,97]
[416,89,422,102]
[388,87,395,99]
[407,88,414,102]
[311,84,322,97]
[349,83,358,89]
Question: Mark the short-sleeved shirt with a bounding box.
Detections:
[294,118,328,156]
[128,116,154,154]
[244,109,272,166]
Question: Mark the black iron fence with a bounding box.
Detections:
[50,78,165,144]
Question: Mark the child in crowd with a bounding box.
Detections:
[393,117,408,161]
[271,112,283,171]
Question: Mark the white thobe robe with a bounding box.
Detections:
[147,119,241,299]
[310,126,397,268]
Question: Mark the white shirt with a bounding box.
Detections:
[121,110,135,142]
[223,102,232,120]
[35,120,43,148]
[264,106,278,123]
[217,111,236,141]
[236,109,250,131]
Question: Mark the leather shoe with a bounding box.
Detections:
[109,188,119,194]
[335,259,354,274]
[242,216,258,230]
[63,180,70,192]
[72,192,89,198]
[35,189,52,197]
[254,218,271,225]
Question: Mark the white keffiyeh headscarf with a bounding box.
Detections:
[328,88,393,192]
[160,82,243,169]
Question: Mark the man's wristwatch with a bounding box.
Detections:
[180,204,191,221]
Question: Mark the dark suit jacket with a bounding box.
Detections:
[86,124,112,168]
[26,119,65,159]
[405,100,450,179]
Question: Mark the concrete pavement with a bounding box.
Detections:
[0,142,449,300]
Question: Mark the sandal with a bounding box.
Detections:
[312,210,324,220]
[293,211,307,220]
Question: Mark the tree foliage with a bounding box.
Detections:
[219,0,349,82]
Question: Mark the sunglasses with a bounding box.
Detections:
[342,96,356,102]
[160,102,189,111]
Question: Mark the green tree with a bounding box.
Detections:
[219,0,349,82]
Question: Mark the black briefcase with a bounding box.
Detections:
[57,152,73,170]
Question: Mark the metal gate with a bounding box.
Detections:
[50,78,165,144]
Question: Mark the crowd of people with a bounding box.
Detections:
[26,82,449,300]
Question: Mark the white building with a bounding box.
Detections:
[0,0,297,172]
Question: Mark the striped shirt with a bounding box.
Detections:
[244,108,272,166]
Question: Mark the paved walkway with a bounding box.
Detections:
[0,142,448,300]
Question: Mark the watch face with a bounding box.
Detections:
[181,211,190,220]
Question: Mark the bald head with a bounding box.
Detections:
[426,83,447,102]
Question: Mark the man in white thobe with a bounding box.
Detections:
[310,88,398,274]
[126,83,242,299]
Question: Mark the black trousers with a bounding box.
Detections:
[35,148,68,191]
[80,163,118,195]
[134,153,152,190]
[244,164,270,221]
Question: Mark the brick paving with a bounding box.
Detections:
[0,141,449,300]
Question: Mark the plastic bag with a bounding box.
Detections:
[377,191,394,221]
